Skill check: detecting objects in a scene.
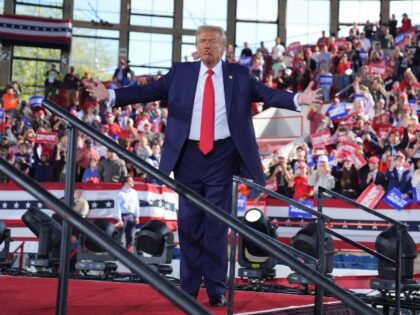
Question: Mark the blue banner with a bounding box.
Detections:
[237,195,247,216]
[409,99,417,108]
[307,150,314,168]
[383,188,412,210]
[319,74,333,87]
[413,187,420,204]
[0,109,3,120]
[29,96,44,107]
[238,56,252,68]
[327,102,348,120]
[288,200,314,219]
[395,33,405,46]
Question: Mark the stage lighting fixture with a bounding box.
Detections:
[21,207,62,271]
[135,220,175,275]
[76,219,120,275]
[370,224,417,291]
[288,223,335,286]
[0,220,13,270]
[238,208,277,281]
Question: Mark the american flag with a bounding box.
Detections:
[0,14,72,49]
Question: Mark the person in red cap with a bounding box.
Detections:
[385,151,413,198]
[359,155,387,192]
[289,161,312,200]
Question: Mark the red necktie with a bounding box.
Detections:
[199,69,215,155]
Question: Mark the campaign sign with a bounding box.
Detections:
[383,188,412,210]
[335,38,347,50]
[0,109,3,120]
[237,195,247,216]
[338,141,358,155]
[287,41,301,56]
[409,99,417,108]
[356,183,385,209]
[319,74,334,87]
[369,62,386,78]
[327,103,348,120]
[35,131,58,145]
[310,130,332,148]
[395,33,405,46]
[353,153,367,170]
[29,96,44,107]
[288,200,314,219]
[238,56,252,68]
[379,127,391,140]
[413,186,420,204]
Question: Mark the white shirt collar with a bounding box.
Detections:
[199,59,223,78]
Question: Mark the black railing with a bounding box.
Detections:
[38,99,379,314]
[229,176,381,315]
[0,158,211,315]
[318,186,407,315]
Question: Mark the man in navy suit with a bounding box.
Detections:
[386,151,413,198]
[86,25,321,306]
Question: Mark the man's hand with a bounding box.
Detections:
[83,78,109,102]
[115,220,123,228]
[135,217,140,225]
[298,81,323,105]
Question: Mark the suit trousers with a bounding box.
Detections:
[120,213,136,248]
[174,137,240,297]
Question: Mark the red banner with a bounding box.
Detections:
[335,38,349,50]
[356,183,385,209]
[287,41,301,56]
[310,129,332,148]
[369,62,387,78]
[35,131,58,145]
[338,141,357,155]
[353,153,367,170]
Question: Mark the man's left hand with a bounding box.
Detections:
[298,81,323,105]
[135,217,140,225]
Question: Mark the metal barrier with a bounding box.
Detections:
[228,176,388,314]
[319,186,407,315]
[6,98,380,315]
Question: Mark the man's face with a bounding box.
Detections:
[196,30,225,68]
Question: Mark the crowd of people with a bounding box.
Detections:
[0,14,419,202]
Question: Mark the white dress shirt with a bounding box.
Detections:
[189,60,230,140]
[115,187,140,220]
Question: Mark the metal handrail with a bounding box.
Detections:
[40,99,379,315]
[318,187,405,227]
[0,158,211,315]
[318,186,406,315]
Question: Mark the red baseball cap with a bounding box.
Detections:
[368,156,379,164]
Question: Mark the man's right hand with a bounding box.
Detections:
[83,78,109,102]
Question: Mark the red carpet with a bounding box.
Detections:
[0,276,340,314]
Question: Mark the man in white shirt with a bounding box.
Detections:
[115,176,140,251]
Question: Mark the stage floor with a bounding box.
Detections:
[0,275,347,315]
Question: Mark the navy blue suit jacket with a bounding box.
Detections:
[114,61,298,186]
[386,168,413,195]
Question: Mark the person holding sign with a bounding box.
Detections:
[359,156,387,192]
[308,155,335,196]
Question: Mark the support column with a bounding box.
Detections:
[380,0,390,26]
[330,0,339,37]
[61,0,74,74]
[119,0,129,61]
[0,0,14,88]
[278,0,287,43]
[172,0,183,63]
[226,0,237,51]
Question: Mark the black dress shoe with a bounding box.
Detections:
[208,294,227,307]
